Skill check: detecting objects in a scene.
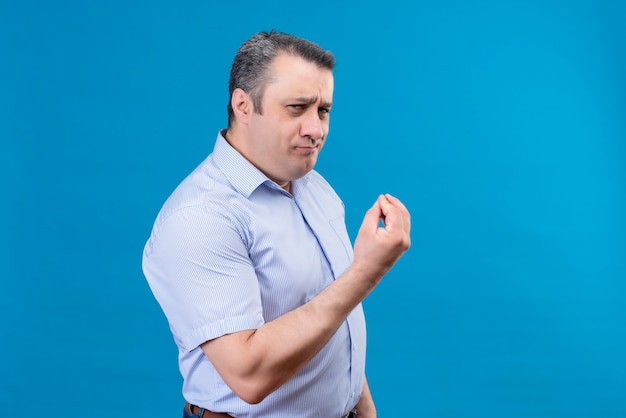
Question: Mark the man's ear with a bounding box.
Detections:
[231,88,252,125]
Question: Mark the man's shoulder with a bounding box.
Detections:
[156,155,248,223]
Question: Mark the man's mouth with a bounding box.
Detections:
[294,144,319,153]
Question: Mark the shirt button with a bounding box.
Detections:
[353,343,357,351]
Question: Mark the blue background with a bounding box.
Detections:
[2,1,625,417]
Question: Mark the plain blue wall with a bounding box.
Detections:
[2,1,625,417]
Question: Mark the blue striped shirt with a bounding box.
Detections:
[142,132,366,417]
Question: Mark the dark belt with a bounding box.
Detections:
[185,402,232,417]
[185,402,357,417]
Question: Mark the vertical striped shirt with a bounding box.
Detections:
[142,131,366,417]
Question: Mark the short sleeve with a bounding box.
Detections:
[143,204,264,352]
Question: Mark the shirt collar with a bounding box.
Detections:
[211,130,309,198]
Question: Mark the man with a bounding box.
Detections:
[142,30,411,418]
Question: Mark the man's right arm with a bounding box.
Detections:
[201,194,411,404]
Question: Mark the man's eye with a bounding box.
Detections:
[288,104,306,110]
[319,107,330,114]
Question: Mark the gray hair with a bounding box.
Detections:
[227,30,335,126]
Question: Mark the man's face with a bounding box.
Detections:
[246,53,334,185]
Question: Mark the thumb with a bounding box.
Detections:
[360,197,383,233]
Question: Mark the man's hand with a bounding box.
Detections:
[352,194,411,284]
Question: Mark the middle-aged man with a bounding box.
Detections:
[142,30,411,418]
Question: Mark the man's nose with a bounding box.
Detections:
[300,111,324,140]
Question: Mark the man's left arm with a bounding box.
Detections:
[356,376,376,418]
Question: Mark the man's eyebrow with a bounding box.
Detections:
[292,96,333,108]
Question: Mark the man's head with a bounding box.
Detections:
[227,30,335,126]
[225,31,336,188]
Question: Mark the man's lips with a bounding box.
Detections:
[294,144,319,152]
